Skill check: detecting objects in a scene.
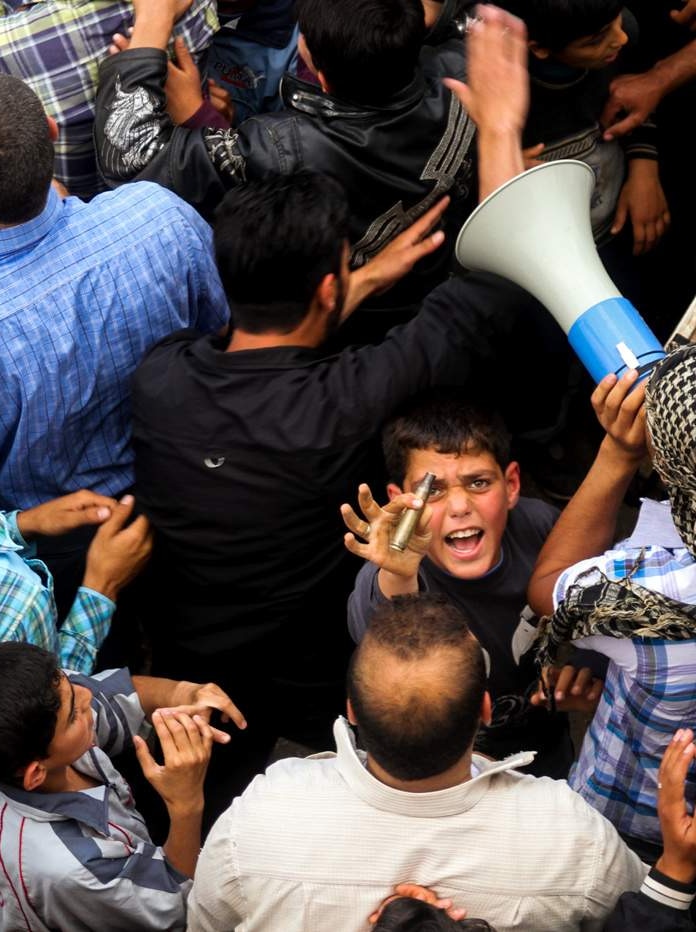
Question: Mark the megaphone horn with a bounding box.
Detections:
[455,160,665,383]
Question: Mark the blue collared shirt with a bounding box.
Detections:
[0,182,228,509]
[0,511,113,672]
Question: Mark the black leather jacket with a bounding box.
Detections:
[95,6,475,300]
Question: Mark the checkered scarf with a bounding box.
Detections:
[645,342,696,558]
[536,566,696,669]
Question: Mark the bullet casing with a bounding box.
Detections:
[389,472,436,552]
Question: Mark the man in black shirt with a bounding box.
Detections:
[131,8,531,821]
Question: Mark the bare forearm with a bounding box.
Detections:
[164,805,203,877]
[132,676,197,717]
[527,438,641,615]
[651,40,696,97]
[129,8,175,50]
[476,127,524,201]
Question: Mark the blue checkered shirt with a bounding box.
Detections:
[555,503,696,845]
[0,0,218,197]
[0,182,228,509]
[0,512,113,671]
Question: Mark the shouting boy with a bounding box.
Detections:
[342,392,600,777]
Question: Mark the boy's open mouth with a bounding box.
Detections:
[444,528,483,555]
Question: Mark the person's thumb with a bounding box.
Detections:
[603,110,642,141]
[611,199,628,235]
[133,735,158,781]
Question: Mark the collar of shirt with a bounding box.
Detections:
[330,716,535,818]
[0,187,61,259]
[0,746,127,835]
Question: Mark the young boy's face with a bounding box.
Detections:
[538,14,628,70]
[388,446,520,580]
[42,674,96,772]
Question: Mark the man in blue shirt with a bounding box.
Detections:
[0,72,228,513]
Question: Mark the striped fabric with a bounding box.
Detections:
[186,717,646,932]
[0,0,218,196]
[0,511,112,672]
[554,516,696,845]
[0,668,191,931]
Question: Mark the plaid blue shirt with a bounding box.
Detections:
[555,502,696,845]
[0,182,228,510]
[0,512,113,672]
[0,0,218,197]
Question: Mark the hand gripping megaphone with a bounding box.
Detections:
[455,160,665,382]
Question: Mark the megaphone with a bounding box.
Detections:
[455,160,665,383]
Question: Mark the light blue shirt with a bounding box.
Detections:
[0,182,228,509]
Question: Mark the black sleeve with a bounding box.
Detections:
[95,48,238,217]
[604,868,696,931]
[321,271,526,444]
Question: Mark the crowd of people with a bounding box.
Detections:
[1,0,696,928]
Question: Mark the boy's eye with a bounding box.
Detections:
[469,478,491,490]
[428,486,446,500]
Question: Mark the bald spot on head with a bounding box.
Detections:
[347,594,487,781]
[354,636,472,730]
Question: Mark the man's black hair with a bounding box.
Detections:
[214,171,350,334]
[375,897,496,931]
[0,74,54,225]
[382,390,512,487]
[295,0,425,104]
[348,593,486,781]
[0,643,62,787]
[498,0,623,51]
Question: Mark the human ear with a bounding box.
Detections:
[46,116,59,142]
[529,41,550,60]
[386,482,404,502]
[22,761,47,792]
[315,273,337,314]
[346,698,358,726]
[480,692,493,727]
[504,461,521,510]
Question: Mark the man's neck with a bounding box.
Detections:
[226,329,320,352]
[366,750,474,792]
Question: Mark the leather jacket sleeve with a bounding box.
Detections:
[95,48,240,217]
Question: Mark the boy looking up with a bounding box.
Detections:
[0,642,245,931]
[499,0,669,254]
[342,394,601,777]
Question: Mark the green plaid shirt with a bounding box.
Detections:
[0,512,113,672]
[0,0,218,196]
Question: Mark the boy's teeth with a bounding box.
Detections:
[449,529,479,539]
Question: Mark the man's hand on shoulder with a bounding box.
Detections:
[17,490,118,540]
[81,495,153,601]
[344,197,449,317]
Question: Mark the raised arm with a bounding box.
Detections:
[527,370,647,616]
[444,5,528,199]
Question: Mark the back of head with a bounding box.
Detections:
[295,0,425,104]
[0,643,61,787]
[375,898,496,931]
[0,75,54,225]
[214,171,350,334]
[496,0,623,50]
[348,593,486,781]
[645,343,696,557]
[382,390,511,486]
